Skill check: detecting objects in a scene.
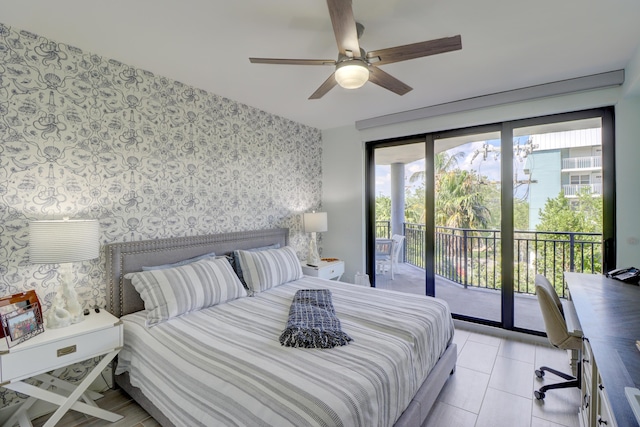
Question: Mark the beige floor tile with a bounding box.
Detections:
[467,331,503,347]
[437,366,490,414]
[489,356,535,398]
[534,345,572,372]
[452,328,471,354]
[531,416,570,427]
[475,388,532,427]
[499,339,537,364]
[457,340,499,374]
[531,387,580,427]
[423,401,477,427]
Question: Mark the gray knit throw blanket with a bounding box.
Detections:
[279,289,352,349]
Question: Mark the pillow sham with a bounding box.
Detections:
[232,243,280,287]
[235,246,303,293]
[141,250,216,271]
[126,257,246,326]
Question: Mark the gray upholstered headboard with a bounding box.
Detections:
[105,228,289,317]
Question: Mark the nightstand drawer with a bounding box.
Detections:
[1,315,122,383]
[301,260,345,280]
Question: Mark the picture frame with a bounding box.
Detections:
[7,307,38,339]
[0,290,44,342]
[1,304,44,347]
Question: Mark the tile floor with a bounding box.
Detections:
[31,327,580,427]
[424,327,580,427]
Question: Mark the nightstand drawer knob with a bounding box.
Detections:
[57,345,77,357]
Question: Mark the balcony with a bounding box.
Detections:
[561,156,601,171]
[563,183,602,197]
[375,221,602,331]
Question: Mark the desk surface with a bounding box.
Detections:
[565,272,640,427]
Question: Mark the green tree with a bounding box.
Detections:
[375,194,391,221]
[435,169,491,229]
[535,188,603,288]
[536,189,602,233]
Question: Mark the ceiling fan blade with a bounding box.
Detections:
[309,73,338,99]
[367,35,462,66]
[326,0,361,58]
[250,58,336,66]
[368,66,412,96]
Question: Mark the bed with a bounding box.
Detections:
[105,228,457,427]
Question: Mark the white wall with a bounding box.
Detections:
[322,87,640,275]
[613,95,640,267]
[321,125,365,283]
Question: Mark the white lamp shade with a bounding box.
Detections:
[29,220,100,263]
[334,60,369,89]
[304,212,328,233]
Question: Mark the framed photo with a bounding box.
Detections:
[6,308,38,340]
[0,290,44,341]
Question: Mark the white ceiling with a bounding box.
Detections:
[2,0,640,130]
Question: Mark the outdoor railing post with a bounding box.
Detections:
[463,229,468,288]
[569,232,576,272]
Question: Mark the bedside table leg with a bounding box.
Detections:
[43,349,122,427]
[3,349,123,427]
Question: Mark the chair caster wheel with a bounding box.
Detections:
[534,390,545,400]
[535,369,545,378]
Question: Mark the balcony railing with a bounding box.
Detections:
[376,221,602,298]
[562,156,601,170]
[563,183,602,197]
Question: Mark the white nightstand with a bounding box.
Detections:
[0,310,124,427]
[302,260,345,281]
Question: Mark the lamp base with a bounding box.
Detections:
[45,263,85,329]
[46,290,72,329]
[308,232,321,266]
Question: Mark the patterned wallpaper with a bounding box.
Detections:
[0,23,322,407]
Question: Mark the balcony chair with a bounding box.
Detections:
[533,274,582,400]
[375,239,394,279]
[391,234,405,270]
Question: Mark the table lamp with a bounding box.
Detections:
[304,212,327,267]
[29,219,99,328]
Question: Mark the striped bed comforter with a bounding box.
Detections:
[115,277,454,427]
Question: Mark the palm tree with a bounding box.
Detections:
[408,150,491,229]
[435,169,491,229]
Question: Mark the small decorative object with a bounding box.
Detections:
[29,219,100,328]
[304,212,328,267]
[0,290,44,347]
[355,272,370,287]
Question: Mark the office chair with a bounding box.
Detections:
[533,274,582,400]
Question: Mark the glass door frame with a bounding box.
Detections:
[365,106,615,334]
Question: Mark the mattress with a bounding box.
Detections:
[115,277,454,427]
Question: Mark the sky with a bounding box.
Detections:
[375,138,532,197]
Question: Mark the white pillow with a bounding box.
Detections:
[126,257,246,326]
[235,246,303,293]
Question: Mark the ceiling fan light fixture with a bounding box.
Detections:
[335,60,369,89]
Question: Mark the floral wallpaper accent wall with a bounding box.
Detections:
[0,23,322,407]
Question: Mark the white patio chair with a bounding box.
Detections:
[391,234,405,270]
[375,239,394,279]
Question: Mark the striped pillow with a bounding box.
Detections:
[126,257,247,326]
[235,246,303,293]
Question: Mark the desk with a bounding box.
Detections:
[565,272,640,427]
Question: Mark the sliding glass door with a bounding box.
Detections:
[365,107,615,333]
[370,141,427,294]
[433,127,503,323]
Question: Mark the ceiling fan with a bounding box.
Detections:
[249,0,462,99]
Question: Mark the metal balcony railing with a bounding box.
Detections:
[375,221,602,298]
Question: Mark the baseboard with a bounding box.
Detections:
[454,319,550,346]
